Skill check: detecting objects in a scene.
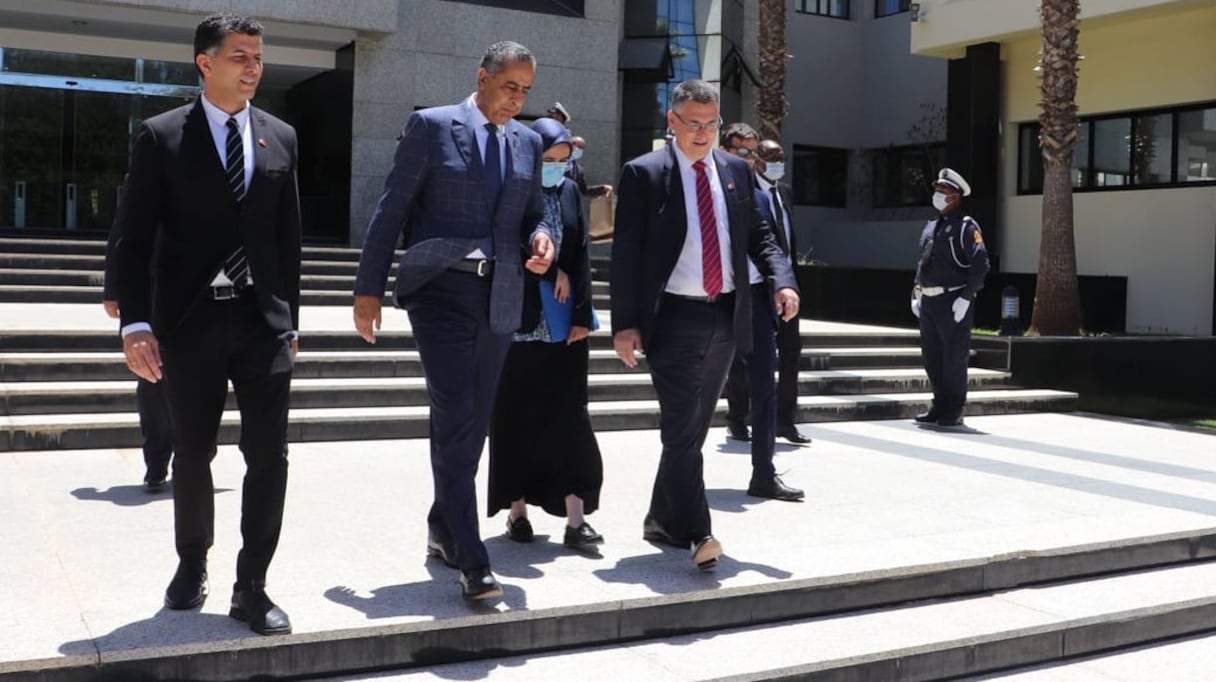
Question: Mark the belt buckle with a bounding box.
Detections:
[213,285,237,301]
[476,259,488,278]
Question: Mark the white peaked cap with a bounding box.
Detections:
[936,168,971,196]
[548,102,571,124]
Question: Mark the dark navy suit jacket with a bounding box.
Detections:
[354,102,550,334]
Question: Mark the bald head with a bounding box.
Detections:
[757,139,784,163]
[571,136,586,149]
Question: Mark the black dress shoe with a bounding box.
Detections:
[777,426,812,444]
[937,415,966,427]
[642,517,684,548]
[747,475,805,502]
[505,515,534,543]
[914,410,940,424]
[229,582,292,635]
[727,422,751,442]
[564,522,604,547]
[460,566,503,601]
[144,476,168,492]
[692,536,722,570]
[164,560,208,610]
[426,537,459,569]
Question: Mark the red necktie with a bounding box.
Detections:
[693,160,723,298]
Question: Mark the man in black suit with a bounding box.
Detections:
[721,134,805,503]
[353,41,554,600]
[754,141,813,446]
[103,216,174,492]
[611,80,799,570]
[112,13,301,635]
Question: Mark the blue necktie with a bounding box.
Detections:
[483,123,502,206]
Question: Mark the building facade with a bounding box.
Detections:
[912,0,1216,335]
[0,0,623,246]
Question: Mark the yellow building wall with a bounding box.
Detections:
[1000,6,1216,335]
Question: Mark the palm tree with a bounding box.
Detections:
[755,0,789,142]
[1030,0,1083,335]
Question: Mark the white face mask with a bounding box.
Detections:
[932,191,950,212]
[763,162,785,182]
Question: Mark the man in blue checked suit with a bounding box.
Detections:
[353,41,554,601]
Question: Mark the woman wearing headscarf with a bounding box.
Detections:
[486,117,604,548]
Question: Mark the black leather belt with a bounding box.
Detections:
[449,259,494,278]
[211,285,246,301]
[664,291,735,304]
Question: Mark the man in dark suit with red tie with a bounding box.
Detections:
[111,13,301,635]
[353,41,554,600]
[610,80,800,570]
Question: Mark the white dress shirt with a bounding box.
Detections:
[665,145,735,297]
[121,95,254,338]
[465,94,507,260]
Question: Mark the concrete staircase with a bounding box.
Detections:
[0,236,1076,451]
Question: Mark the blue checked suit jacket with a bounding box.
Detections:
[354,102,550,334]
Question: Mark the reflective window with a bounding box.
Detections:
[1177,108,1216,182]
[1092,118,1131,187]
[797,0,850,19]
[793,145,848,207]
[2,48,134,80]
[872,143,945,208]
[875,0,910,18]
[1017,102,1216,194]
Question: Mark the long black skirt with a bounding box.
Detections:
[487,338,603,518]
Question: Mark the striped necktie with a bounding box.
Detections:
[223,117,250,286]
[692,160,722,298]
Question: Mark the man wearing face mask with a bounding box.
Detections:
[753,140,812,445]
[911,168,990,427]
[721,132,805,503]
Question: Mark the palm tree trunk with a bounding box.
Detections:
[1030,0,1083,335]
[756,0,788,142]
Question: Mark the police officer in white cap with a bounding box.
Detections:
[910,168,990,427]
[547,102,571,126]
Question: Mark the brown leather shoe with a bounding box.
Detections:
[692,536,722,570]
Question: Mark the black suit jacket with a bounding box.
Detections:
[113,99,302,338]
[756,180,799,263]
[610,146,797,356]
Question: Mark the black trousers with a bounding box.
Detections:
[160,293,293,586]
[775,315,802,429]
[407,271,511,572]
[136,377,174,479]
[918,292,975,419]
[723,284,778,479]
[645,294,736,545]
[726,298,803,433]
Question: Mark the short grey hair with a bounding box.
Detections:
[480,41,536,76]
[671,79,719,108]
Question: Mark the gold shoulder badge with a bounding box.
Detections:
[973,227,984,246]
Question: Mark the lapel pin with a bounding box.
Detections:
[257,138,268,148]
[727,181,735,191]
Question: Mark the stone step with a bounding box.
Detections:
[0,368,1014,415]
[0,284,392,306]
[0,253,386,276]
[310,563,1216,682]
[0,328,914,352]
[0,389,1075,450]
[0,236,364,261]
[0,329,921,353]
[13,520,1213,681]
[0,268,369,292]
[0,348,865,383]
